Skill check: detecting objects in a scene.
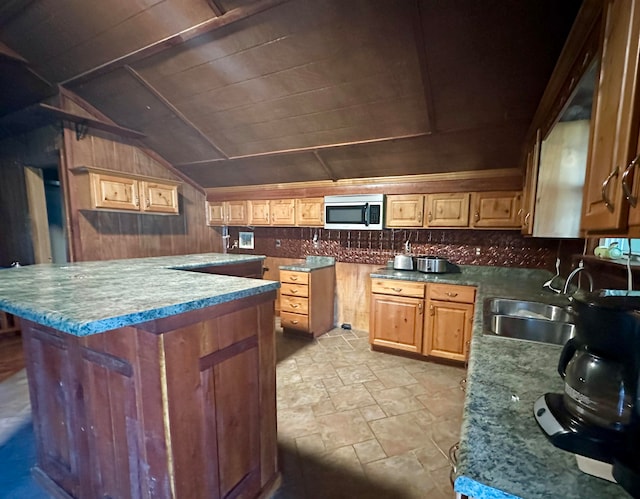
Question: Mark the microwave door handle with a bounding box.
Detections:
[363,203,370,226]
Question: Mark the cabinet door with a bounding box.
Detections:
[370,294,423,353]
[295,198,324,226]
[207,202,225,226]
[521,130,541,236]
[385,195,425,227]
[140,181,179,214]
[582,0,640,232]
[90,173,140,211]
[470,191,522,228]
[425,193,470,227]
[424,300,473,362]
[248,200,270,225]
[270,199,296,225]
[226,200,248,225]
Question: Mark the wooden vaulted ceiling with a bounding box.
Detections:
[0,0,582,189]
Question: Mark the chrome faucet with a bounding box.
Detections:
[562,261,594,295]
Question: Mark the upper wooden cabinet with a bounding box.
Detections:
[248,200,271,225]
[295,198,324,226]
[207,200,248,226]
[582,0,640,233]
[74,167,180,215]
[270,199,296,225]
[470,191,522,228]
[385,195,425,227]
[425,193,470,227]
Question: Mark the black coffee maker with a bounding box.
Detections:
[534,289,640,494]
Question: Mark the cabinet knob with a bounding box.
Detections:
[291,303,299,308]
[291,320,299,325]
[418,302,423,314]
[429,304,435,316]
[145,198,151,208]
[474,211,480,221]
[428,212,432,223]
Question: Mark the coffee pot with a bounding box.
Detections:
[534,289,640,478]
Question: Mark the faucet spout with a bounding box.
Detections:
[562,263,594,295]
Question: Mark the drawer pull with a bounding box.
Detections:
[290,289,298,294]
[391,287,403,292]
[446,292,458,297]
[290,276,298,281]
[290,304,299,308]
[291,320,299,324]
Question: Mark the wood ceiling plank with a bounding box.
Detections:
[60,0,293,85]
[204,95,428,157]
[176,152,327,188]
[70,68,226,164]
[419,0,581,133]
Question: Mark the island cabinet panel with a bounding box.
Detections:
[21,292,279,499]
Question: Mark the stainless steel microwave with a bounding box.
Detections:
[324,194,384,230]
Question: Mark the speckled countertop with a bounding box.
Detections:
[0,253,279,337]
[279,255,335,272]
[371,266,629,499]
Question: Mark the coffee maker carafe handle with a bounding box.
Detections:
[558,337,578,379]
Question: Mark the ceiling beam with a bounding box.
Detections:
[62,0,292,87]
[313,150,337,182]
[124,66,229,158]
[174,131,432,166]
[206,0,226,17]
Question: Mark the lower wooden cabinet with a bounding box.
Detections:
[370,279,475,362]
[370,293,424,353]
[279,267,335,337]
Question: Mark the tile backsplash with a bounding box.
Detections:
[224,227,584,270]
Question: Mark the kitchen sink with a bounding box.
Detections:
[487,315,575,345]
[485,298,573,322]
[483,298,575,345]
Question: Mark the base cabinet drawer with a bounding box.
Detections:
[281,312,309,331]
[280,283,309,298]
[280,296,309,314]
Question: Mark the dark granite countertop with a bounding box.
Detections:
[371,265,629,498]
[279,256,336,272]
[0,253,279,337]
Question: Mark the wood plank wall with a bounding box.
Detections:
[59,92,222,261]
[0,163,34,266]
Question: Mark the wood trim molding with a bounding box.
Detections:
[205,168,523,201]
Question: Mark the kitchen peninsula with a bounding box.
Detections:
[0,253,280,499]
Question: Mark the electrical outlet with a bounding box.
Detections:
[475,247,481,256]
[275,239,281,248]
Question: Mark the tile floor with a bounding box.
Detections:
[273,326,466,499]
[0,324,466,498]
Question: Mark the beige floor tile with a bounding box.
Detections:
[359,404,387,422]
[295,433,326,455]
[412,441,449,471]
[277,380,329,409]
[369,411,433,456]
[335,364,378,385]
[321,376,344,390]
[310,399,337,417]
[316,408,375,450]
[277,405,320,440]
[328,384,376,411]
[371,386,426,416]
[370,366,419,388]
[297,362,338,381]
[316,336,354,351]
[364,453,439,499]
[418,387,465,420]
[354,439,387,464]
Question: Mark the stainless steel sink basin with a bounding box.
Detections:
[487,315,575,345]
[485,298,573,322]
[483,298,575,345]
